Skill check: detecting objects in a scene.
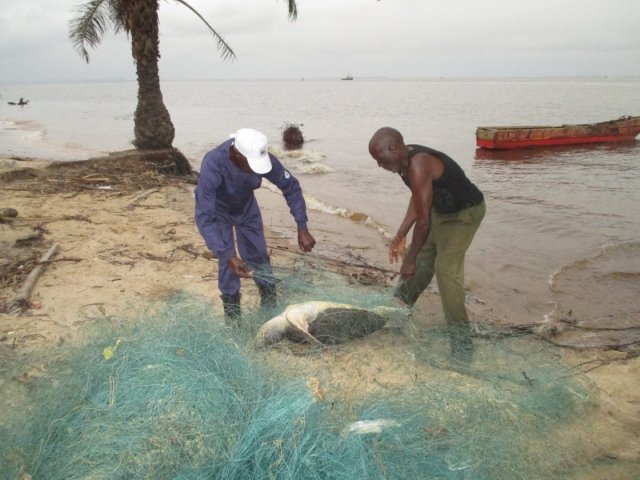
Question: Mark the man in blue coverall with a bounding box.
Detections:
[195,128,316,324]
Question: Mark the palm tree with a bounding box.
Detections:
[69,0,298,173]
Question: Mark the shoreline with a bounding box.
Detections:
[1,153,636,348]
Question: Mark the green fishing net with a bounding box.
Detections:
[0,259,603,479]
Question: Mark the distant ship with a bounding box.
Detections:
[341,74,354,81]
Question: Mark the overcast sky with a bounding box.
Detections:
[1,0,639,83]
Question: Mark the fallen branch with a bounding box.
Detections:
[470,322,543,339]
[176,244,200,258]
[79,175,111,183]
[139,251,172,263]
[9,242,59,312]
[126,188,160,208]
[36,257,83,265]
[267,243,397,280]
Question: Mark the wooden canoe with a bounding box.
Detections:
[476,116,640,150]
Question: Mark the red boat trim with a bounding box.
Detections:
[476,134,639,150]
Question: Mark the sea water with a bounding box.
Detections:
[1,77,640,327]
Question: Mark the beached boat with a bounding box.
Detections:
[476,116,640,150]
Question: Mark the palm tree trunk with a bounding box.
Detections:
[129,0,175,149]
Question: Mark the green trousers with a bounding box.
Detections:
[395,201,486,332]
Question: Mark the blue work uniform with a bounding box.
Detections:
[195,139,309,296]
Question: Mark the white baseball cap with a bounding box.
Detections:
[230,128,272,174]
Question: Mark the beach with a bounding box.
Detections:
[1,152,640,478]
[2,77,640,476]
[2,78,640,339]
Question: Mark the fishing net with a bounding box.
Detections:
[1,258,602,479]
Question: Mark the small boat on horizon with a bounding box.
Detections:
[341,74,354,81]
[476,116,640,150]
[7,97,29,106]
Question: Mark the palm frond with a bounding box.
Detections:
[68,0,116,63]
[174,0,236,61]
[109,0,128,35]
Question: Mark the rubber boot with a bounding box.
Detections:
[257,283,278,310]
[221,293,241,326]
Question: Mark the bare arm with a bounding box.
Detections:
[401,154,435,276]
[389,200,417,263]
[397,200,418,238]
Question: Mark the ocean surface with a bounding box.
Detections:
[2,77,640,327]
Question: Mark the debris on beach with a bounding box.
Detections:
[341,418,401,436]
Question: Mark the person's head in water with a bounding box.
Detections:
[282,124,304,150]
[368,127,407,174]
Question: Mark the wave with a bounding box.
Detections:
[1,119,44,140]
[544,240,640,333]
[1,118,103,161]
[294,163,334,174]
[269,146,332,175]
[306,195,392,239]
[548,241,640,285]
[0,119,45,156]
[594,271,640,281]
[261,183,392,240]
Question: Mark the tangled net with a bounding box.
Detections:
[1,259,600,479]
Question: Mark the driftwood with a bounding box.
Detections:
[9,242,59,312]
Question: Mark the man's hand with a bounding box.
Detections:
[388,235,406,264]
[400,257,417,277]
[298,228,316,252]
[228,256,253,278]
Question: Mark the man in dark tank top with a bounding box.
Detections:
[368,127,486,362]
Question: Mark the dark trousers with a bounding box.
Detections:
[218,208,274,297]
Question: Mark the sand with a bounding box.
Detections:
[1,154,639,477]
